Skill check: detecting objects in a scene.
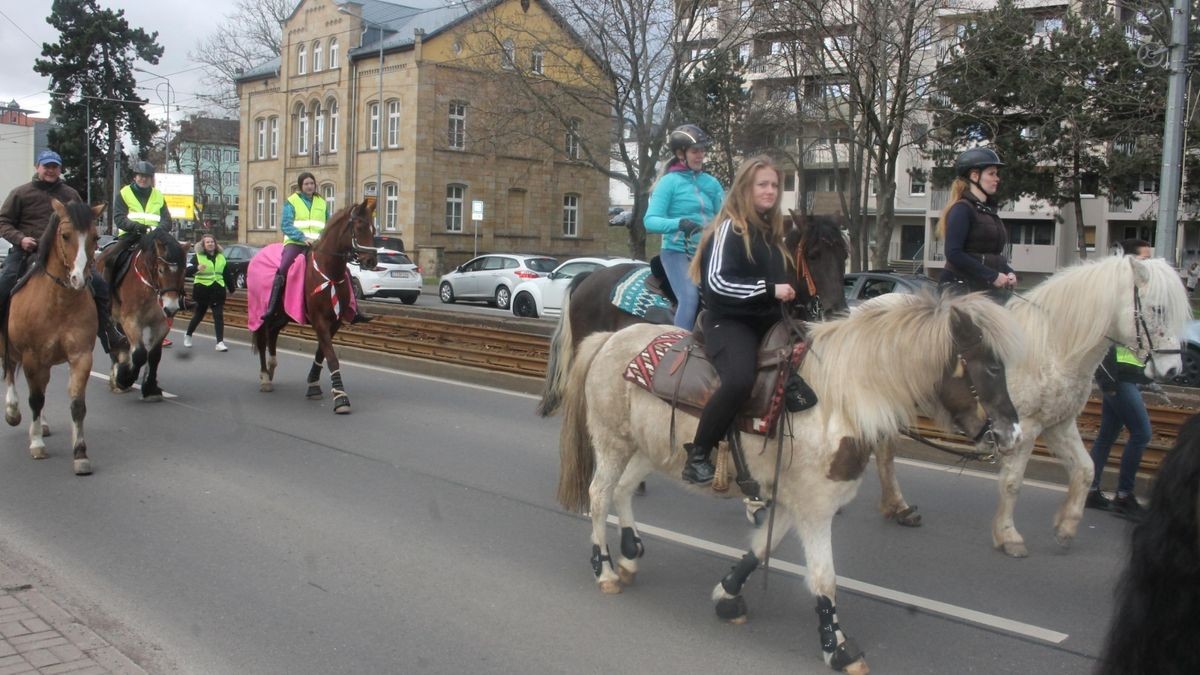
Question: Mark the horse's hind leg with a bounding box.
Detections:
[306,349,325,399]
[588,453,626,594]
[255,328,273,392]
[67,352,93,475]
[140,344,164,401]
[875,441,921,527]
[24,367,49,460]
[710,508,795,625]
[116,343,147,392]
[612,454,654,585]
[1041,422,1091,548]
[319,330,350,414]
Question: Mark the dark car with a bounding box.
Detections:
[1175,320,1200,386]
[843,270,937,307]
[186,243,262,289]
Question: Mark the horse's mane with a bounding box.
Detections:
[315,203,355,249]
[34,201,93,269]
[802,291,1023,441]
[138,227,185,264]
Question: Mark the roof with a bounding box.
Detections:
[236,57,280,83]
[346,0,472,58]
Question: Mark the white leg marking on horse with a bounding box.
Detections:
[28,414,45,458]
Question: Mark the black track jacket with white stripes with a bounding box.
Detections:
[699,218,789,321]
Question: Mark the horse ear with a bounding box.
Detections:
[51,198,68,221]
[948,305,979,348]
[360,195,377,216]
[91,203,107,219]
[785,209,807,249]
[180,241,192,252]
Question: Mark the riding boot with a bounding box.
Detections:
[350,308,373,324]
[784,372,818,412]
[261,272,286,321]
[682,442,716,485]
[94,293,125,354]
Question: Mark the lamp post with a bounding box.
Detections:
[338,6,385,205]
[133,67,174,169]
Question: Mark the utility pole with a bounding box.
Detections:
[1152,0,1192,265]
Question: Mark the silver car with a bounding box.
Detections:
[438,253,559,310]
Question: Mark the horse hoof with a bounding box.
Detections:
[598,580,622,594]
[306,390,323,400]
[30,446,46,460]
[715,595,748,623]
[617,565,636,586]
[1054,533,1074,549]
[891,506,922,527]
[260,383,274,393]
[74,458,92,476]
[998,541,1029,558]
[142,394,163,402]
[5,411,19,427]
[334,396,351,414]
[842,659,870,674]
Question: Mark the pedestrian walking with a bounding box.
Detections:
[184,234,232,352]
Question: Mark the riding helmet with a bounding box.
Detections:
[130,160,156,177]
[668,124,712,155]
[954,148,1004,178]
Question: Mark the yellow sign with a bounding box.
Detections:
[164,194,195,220]
[155,173,197,220]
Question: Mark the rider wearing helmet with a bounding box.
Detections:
[936,147,1016,298]
[644,124,724,331]
[103,160,174,346]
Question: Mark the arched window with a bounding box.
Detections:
[383,182,399,231]
[312,40,322,71]
[297,44,307,75]
[269,116,279,158]
[531,48,544,74]
[327,100,339,153]
[294,103,309,155]
[267,187,278,229]
[565,118,581,160]
[255,118,265,160]
[368,102,380,150]
[501,39,515,69]
[387,100,400,147]
[313,101,324,155]
[255,188,264,229]
[445,184,465,232]
[321,183,335,213]
[328,38,339,69]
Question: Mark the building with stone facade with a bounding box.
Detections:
[236,0,611,275]
[171,117,240,239]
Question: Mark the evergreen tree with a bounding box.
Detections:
[34,0,163,220]
[672,50,750,187]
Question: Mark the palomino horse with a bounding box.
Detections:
[872,255,1188,556]
[538,214,849,417]
[2,200,103,475]
[249,197,378,414]
[556,292,1024,673]
[97,228,189,399]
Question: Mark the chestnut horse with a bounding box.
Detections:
[97,228,189,400]
[2,200,103,475]
[250,197,378,414]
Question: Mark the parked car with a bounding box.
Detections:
[374,235,406,252]
[843,270,937,307]
[349,249,422,304]
[511,257,643,318]
[438,253,559,310]
[186,243,262,289]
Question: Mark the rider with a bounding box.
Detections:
[261,173,370,324]
[106,160,174,345]
[680,155,797,485]
[0,149,122,352]
[644,124,724,331]
[936,147,1017,299]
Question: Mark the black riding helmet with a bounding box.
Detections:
[130,160,156,177]
[955,147,1004,178]
[668,124,712,156]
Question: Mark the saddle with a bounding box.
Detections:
[611,259,676,325]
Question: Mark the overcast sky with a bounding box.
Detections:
[1,0,244,123]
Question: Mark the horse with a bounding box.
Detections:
[96,228,190,400]
[248,197,378,414]
[1095,413,1200,675]
[872,255,1189,557]
[556,291,1024,673]
[2,200,104,475]
[538,213,850,417]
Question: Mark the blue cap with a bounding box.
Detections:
[35,149,63,166]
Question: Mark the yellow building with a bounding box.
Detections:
[236,0,611,274]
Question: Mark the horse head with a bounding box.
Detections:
[44,200,104,290]
[140,228,189,317]
[786,211,848,319]
[324,196,379,271]
[1127,256,1189,382]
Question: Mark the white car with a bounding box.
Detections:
[511,257,644,318]
[349,249,422,304]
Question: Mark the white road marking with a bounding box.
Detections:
[88,372,177,399]
[893,457,1068,492]
[609,514,1070,645]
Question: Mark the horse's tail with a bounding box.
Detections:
[537,272,589,417]
[555,330,608,512]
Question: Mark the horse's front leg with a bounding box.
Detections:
[992,434,1036,558]
[794,512,869,674]
[23,366,50,460]
[115,329,149,392]
[4,365,19,427]
[305,347,325,400]
[875,441,921,527]
[1040,421,1092,548]
[319,325,349,414]
[255,327,273,392]
[709,507,795,625]
[67,350,93,475]
[612,454,654,585]
[140,341,164,401]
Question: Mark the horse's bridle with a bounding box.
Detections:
[794,240,824,321]
[899,348,999,464]
[131,247,185,299]
[1131,285,1180,371]
[312,206,380,262]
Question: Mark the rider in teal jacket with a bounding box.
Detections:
[644,124,724,330]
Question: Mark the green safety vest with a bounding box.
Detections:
[193,252,226,288]
[119,185,166,229]
[1115,345,1145,369]
[286,193,326,245]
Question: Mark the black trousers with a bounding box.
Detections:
[692,312,776,450]
[186,283,227,341]
[0,247,29,303]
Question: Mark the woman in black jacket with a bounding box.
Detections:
[184,234,234,352]
[937,147,1016,300]
[680,155,796,484]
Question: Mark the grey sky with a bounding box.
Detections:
[1,0,244,122]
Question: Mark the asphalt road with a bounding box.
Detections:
[0,332,1131,674]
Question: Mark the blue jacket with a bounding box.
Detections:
[644,167,723,255]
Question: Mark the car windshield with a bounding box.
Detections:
[526,258,558,273]
[378,252,413,265]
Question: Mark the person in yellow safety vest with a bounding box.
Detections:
[261,172,370,323]
[1085,239,1155,521]
[184,234,233,352]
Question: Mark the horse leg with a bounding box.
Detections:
[319,331,350,414]
[875,441,921,527]
[612,454,654,585]
[4,366,20,427]
[268,324,281,379]
[587,453,627,594]
[305,350,325,399]
[67,351,92,475]
[116,342,147,392]
[140,343,164,401]
[1041,422,1092,548]
[793,512,869,674]
[710,508,795,625]
[992,435,1036,558]
[24,366,49,460]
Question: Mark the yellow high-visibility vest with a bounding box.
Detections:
[286,193,327,245]
[119,185,165,229]
[193,252,226,288]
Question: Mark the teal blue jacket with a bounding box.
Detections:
[644,167,724,255]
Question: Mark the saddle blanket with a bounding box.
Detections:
[245,243,357,332]
[611,266,673,318]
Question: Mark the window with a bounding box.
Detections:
[448,102,466,150]
[446,184,465,232]
[297,44,307,74]
[322,183,335,213]
[223,149,232,163]
[368,102,380,149]
[267,188,278,229]
[384,182,399,231]
[910,123,929,146]
[312,40,322,71]
[565,118,580,160]
[531,48,544,74]
[269,116,279,158]
[1034,16,1063,35]
[255,188,264,229]
[387,100,400,147]
[363,182,378,225]
[314,104,325,154]
[910,169,927,196]
[501,39,515,69]
[562,194,579,236]
[329,39,339,69]
[255,119,265,160]
[328,101,338,153]
[1140,175,1159,193]
[738,43,751,64]
[296,105,309,155]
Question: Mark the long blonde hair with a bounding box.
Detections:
[935,177,971,239]
[689,155,789,283]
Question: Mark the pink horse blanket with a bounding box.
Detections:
[246,243,357,332]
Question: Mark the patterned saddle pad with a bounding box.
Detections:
[611,266,673,318]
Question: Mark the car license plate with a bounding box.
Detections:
[390,270,411,278]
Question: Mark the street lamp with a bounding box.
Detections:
[338,6,385,204]
[133,67,174,169]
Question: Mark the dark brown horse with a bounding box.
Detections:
[97,228,190,399]
[3,200,104,475]
[250,197,378,414]
[538,214,849,417]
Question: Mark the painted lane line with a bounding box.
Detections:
[88,371,177,399]
[609,514,1070,645]
[893,457,1068,492]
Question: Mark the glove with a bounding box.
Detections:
[131,224,149,235]
[677,219,701,237]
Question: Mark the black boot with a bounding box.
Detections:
[261,272,286,321]
[94,294,125,354]
[682,443,715,485]
[350,309,373,324]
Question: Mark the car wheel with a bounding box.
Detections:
[494,285,512,310]
[513,292,538,318]
[1174,347,1200,387]
[439,281,455,303]
[352,279,364,300]
[400,292,419,305]
[236,271,247,289]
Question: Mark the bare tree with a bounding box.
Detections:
[191,0,291,114]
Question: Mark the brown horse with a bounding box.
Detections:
[97,228,190,400]
[250,197,378,414]
[538,213,849,417]
[2,200,103,475]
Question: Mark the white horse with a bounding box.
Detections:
[874,255,1188,557]
[556,292,1024,673]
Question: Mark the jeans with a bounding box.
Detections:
[1089,381,1151,496]
[660,249,699,331]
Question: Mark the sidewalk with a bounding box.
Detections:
[0,564,145,675]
